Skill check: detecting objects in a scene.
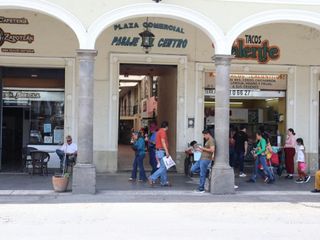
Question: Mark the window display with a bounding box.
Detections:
[30,100,64,145]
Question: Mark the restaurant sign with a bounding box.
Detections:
[231,35,280,64]
[205,72,287,90]
[3,90,64,102]
[204,89,286,98]
[0,16,29,24]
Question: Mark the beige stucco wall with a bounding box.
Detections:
[0,9,78,57]
[1,4,320,173]
[43,0,320,33]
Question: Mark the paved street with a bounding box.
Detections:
[0,193,319,240]
[0,173,319,239]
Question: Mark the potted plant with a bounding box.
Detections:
[52,155,70,192]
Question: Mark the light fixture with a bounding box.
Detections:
[139,17,155,54]
[152,0,162,2]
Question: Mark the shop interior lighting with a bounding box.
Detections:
[119,75,145,81]
[204,101,243,105]
[265,98,278,102]
[119,82,138,87]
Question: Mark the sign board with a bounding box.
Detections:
[205,72,287,90]
[3,90,64,102]
[204,89,285,98]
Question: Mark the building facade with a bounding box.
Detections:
[1,0,320,193]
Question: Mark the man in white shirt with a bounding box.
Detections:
[56,135,77,172]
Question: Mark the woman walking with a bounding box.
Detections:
[129,131,147,182]
[284,128,296,179]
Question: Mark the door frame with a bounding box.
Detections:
[108,53,188,157]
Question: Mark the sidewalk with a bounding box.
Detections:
[0,172,317,200]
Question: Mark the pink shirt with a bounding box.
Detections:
[284,134,296,148]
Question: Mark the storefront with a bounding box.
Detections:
[0,67,65,171]
[204,72,287,145]
[1,1,320,194]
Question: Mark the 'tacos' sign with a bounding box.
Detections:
[232,35,280,64]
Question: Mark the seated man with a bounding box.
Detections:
[56,135,77,172]
[311,170,320,193]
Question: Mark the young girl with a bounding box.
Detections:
[295,138,311,183]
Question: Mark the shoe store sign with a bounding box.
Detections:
[232,35,280,64]
[0,16,35,53]
[111,21,188,49]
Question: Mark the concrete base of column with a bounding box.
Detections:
[210,166,235,194]
[72,163,96,194]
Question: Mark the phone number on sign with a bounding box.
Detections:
[230,90,251,96]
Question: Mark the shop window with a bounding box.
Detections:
[30,100,64,145]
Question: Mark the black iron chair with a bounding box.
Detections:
[22,147,38,173]
[30,150,50,176]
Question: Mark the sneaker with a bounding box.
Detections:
[161,182,172,187]
[285,174,293,179]
[194,188,205,193]
[264,177,269,183]
[311,189,320,193]
[304,175,311,183]
[234,185,239,189]
[128,178,135,182]
[239,172,247,177]
[295,178,304,183]
[246,179,255,183]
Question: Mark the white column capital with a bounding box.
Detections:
[212,54,234,66]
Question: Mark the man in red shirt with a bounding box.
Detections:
[148,121,171,186]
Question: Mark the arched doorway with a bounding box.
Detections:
[0,8,79,172]
[91,8,224,173]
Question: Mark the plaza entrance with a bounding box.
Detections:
[117,63,178,171]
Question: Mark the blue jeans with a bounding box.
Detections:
[149,147,157,174]
[131,154,147,181]
[56,149,76,172]
[191,159,211,191]
[150,150,168,185]
[251,155,274,181]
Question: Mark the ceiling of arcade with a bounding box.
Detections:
[0,9,78,58]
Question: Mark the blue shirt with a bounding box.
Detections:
[149,132,157,148]
[133,137,145,156]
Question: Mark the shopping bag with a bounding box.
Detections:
[193,151,202,161]
[163,156,176,169]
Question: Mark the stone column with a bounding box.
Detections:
[72,49,97,194]
[210,55,235,194]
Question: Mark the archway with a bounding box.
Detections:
[0,0,85,47]
[88,3,225,53]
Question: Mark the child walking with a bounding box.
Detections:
[295,138,311,183]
